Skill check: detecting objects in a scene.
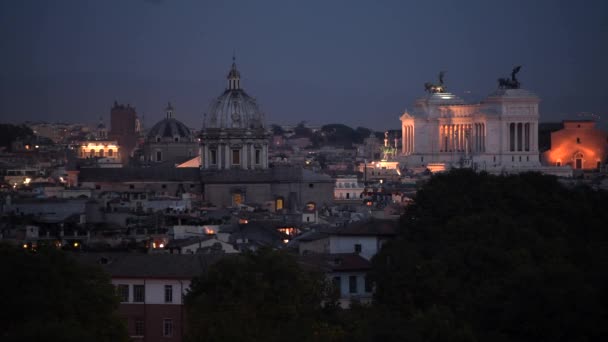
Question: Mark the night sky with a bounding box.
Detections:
[1,0,607,130]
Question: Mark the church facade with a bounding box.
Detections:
[399,71,545,173]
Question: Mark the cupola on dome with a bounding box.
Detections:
[204,58,265,130]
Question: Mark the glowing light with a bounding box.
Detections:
[23,178,31,185]
[73,242,79,247]
[283,239,289,244]
[35,145,39,149]
[22,244,28,249]
[159,243,164,248]
[152,242,157,248]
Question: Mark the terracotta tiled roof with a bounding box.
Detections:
[73,252,223,279]
[298,253,371,273]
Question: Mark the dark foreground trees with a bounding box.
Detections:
[371,170,608,341]
[0,244,128,342]
[184,249,338,342]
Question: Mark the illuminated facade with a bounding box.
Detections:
[78,140,120,161]
[543,121,607,170]
[399,88,543,172]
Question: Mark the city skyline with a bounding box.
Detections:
[1,0,607,130]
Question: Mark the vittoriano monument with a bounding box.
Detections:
[424,71,447,94]
[498,65,522,89]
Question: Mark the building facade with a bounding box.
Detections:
[543,120,608,170]
[399,74,543,173]
[109,102,139,162]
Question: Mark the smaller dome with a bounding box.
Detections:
[147,118,192,140]
[146,103,193,142]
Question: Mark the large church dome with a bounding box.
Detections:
[204,59,265,130]
[147,103,194,142]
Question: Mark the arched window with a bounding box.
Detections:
[108,149,113,157]
[90,149,95,157]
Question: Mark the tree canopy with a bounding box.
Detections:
[0,124,33,150]
[370,170,608,341]
[184,249,336,342]
[0,244,128,342]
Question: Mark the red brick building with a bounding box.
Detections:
[78,253,219,342]
[109,102,138,163]
[543,121,608,170]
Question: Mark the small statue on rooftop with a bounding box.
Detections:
[424,71,447,94]
[498,65,522,89]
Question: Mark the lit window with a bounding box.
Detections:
[164,285,173,303]
[99,149,104,157]
[163,319,173,337]
[232,149,240,165]
[108,149,113,157]
[276,198,284,210]
[116,284,129,302]
[90,149,95,157]
[133,285,145,302]
[232,193,243,206]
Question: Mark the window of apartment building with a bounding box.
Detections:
[163,319,173,337]
[364,276,373,293]
[232,149,240,165]
[133,285,145,302]
[156,151,162,162]
[349,276,358,294]
[255,149,261,164]
[164,285,173,303]
[354,244,362,254]
[134,319,144,337]
[117,284,129,302]
[210,149,217,165]
[332,276,341,293]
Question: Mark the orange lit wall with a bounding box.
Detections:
[543,121,608,170]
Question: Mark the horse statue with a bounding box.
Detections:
[424,71,447,93]
[498,65,522,89]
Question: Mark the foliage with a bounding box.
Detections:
[0,243,128,342]
[294,121,313,138]
[184,248,337,342]
[0,124,33,150]
[371,169,608,341]
[270,124,284,136]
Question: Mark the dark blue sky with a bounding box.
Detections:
[1,0,607,130]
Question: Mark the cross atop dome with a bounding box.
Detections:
[227,53,241,90]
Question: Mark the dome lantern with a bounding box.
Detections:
[227,54,241,90]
